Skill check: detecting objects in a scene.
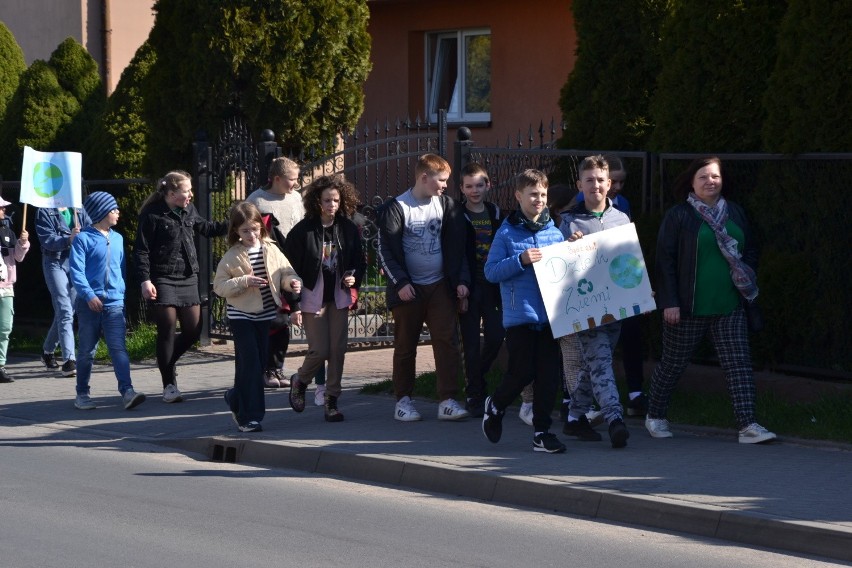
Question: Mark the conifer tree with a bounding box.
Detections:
[143,0,372,173]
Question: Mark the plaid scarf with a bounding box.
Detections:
[687,193,758,301]
[514,207,551,233]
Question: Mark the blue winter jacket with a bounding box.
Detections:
[69,226,126,307]
[484,210,563,328]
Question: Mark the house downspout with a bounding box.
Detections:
[101,0,112,95]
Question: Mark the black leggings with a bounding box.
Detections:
[151,304,202,387]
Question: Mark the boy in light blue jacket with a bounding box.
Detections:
[69,192,145,411]
[481,169,566,454]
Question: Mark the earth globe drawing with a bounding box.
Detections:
[609,254,644,288]
[33,162,64,198]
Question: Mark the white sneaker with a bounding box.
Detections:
[394,396,422,422]
[645,417,674,438]
[739,423,777,444]
[163,384,184,403]
[314,384,326,407]
[438,398,470,421]
[518,402,533,426]
[586,409,605,427]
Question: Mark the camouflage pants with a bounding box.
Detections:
[569,322,623,423]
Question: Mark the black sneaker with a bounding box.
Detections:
[626,393,648,417]
[562,414,602,441]
[481,395,504,443]
[61,359,76,377]
[41,352,60,370]
[0,367,14,383]
[238,421,263,432]
[289,374,307,412]
[533,432,566,453]
[465,397,485,418]
[608,418,630,448]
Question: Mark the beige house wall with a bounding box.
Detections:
[0,0,155,93]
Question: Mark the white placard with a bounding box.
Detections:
[532,223,656,337]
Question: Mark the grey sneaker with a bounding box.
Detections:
[74,394,97,410]
[122,388,146,410]
[739,423,777,444]
[162,384,183,403]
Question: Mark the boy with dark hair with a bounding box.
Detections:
[458,162,504,418]
[482,169,566,453]
[378,153,471,421]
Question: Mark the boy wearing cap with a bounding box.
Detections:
[69,192,146,410]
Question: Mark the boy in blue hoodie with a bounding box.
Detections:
[69,192,146,411]
[482,169,566,453]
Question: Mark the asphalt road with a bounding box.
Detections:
[0,423,844,568]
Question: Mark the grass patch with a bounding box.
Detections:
[10,322,158,363]
[361,370,852,444]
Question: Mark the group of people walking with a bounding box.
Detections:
[0,151,775,448]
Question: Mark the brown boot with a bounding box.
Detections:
[324,395,344,422]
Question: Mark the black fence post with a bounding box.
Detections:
[454,126,474,198]
[257,129,280,188]
[192,131,213,346]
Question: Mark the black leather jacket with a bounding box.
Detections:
[655,200,758,316]
[283,215,366,292]
[134,200,227,282]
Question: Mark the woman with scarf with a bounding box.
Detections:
[644,157,775,444]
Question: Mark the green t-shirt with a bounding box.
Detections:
[468,208,493,285]
[693,219,744,316]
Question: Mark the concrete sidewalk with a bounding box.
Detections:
[1,345,850,562]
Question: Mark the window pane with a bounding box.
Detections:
[465,34,490,114]
[431,36,458,115]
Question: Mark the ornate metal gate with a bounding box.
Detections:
[196,113,448,344]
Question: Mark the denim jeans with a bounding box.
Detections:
[75,300,132,396]
[42,256,77,361]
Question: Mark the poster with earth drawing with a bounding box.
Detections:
[532,223,656,338]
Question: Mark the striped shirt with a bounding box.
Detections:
[226,245,277,321]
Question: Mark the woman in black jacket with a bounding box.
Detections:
[134,170,227,403]
[645,157,775,444]
[283,175,365,422]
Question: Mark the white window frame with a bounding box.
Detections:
[425,29,491,123]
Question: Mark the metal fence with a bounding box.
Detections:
[140,117,852,372]
[195,114,449,344]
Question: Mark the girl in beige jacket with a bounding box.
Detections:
[213,202,301,432]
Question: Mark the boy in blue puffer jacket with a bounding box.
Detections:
[481,169,566,454]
